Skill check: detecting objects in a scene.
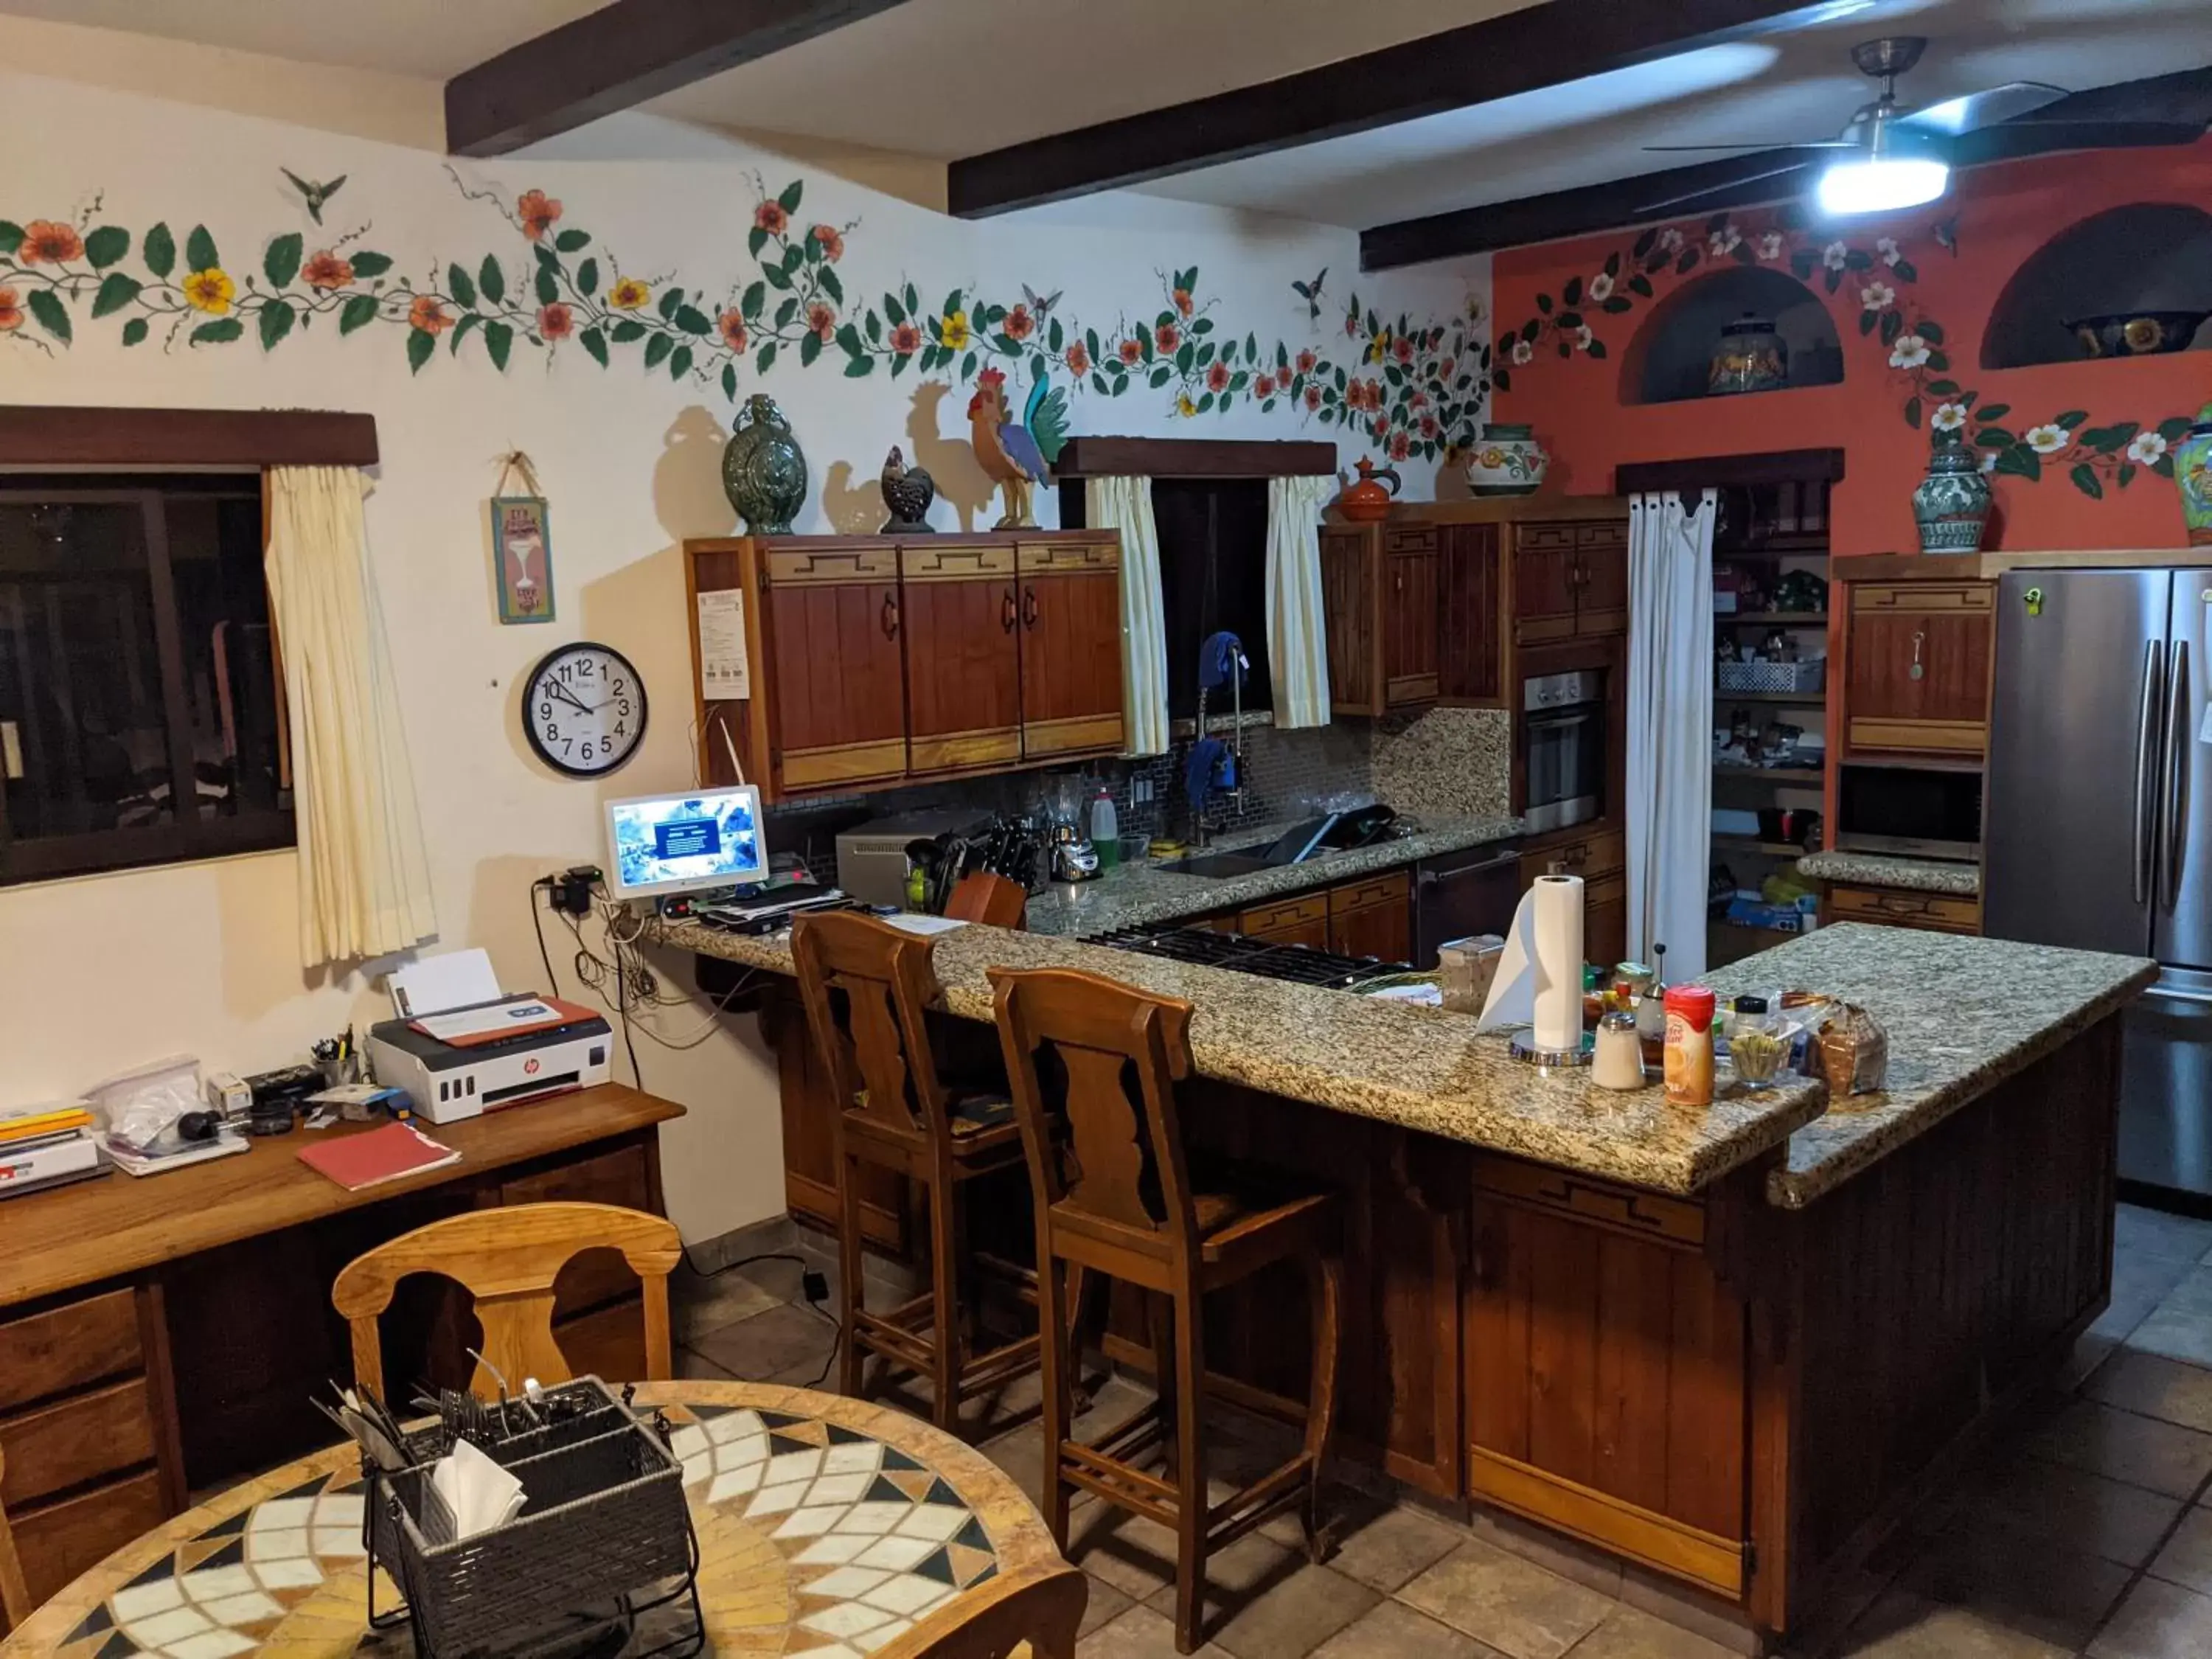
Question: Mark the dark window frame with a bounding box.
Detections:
[0,473,295,886]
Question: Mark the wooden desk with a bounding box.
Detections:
[0,1085,684,1622]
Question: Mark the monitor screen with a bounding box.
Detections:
[604,785,766,900]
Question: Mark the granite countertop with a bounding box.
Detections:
[1020,812,1524,939]
[1704,923,2156,1208]
[653,913,1827,1198]
[1797,849,1982,897]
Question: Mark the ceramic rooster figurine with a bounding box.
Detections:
[967,368,1068,529]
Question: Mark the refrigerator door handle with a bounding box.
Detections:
[2161,639,2188,911]
[2136,640,2163,907]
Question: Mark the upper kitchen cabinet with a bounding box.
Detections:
[1321,521,1444,716]
[685,531,1125,803]
[1842,580,1994,757]
[1512,520,1627,644]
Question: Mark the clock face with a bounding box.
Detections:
[524,641,647,776]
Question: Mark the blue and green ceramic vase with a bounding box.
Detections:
[722,394,809,535]
[2177,401,2212,549]
[1913,439,1992,554]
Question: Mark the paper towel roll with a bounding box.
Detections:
[1531,873,1586,1053]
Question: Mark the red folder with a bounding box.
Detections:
[298,1121,461,1192]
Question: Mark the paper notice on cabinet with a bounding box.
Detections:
[696,588,750,700]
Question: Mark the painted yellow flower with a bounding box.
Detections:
[1176,394,1198,418]
[940,309,970,349]
[608,276,651,310]
[182,267,235,316]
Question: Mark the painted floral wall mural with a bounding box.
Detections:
[1495,205,2194,502]
[0,171,1492,465]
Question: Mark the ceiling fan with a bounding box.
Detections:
[1635,36,2177,216]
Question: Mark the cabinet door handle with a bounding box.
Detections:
[1910,629,1926,681]
[1022,586,1039,628]
[1001,588,1018,633]
[880,593,900,640]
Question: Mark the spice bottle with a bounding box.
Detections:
[1663,985,1718,1107]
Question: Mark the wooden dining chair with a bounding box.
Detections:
[874,1565,1087,1659]
[331,1200,683,1399]
[990,967,1343,1656]
[0,1444,32,1633]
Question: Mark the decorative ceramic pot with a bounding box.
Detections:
[1912,440,1993,554]
[1708,313,1788,396]
[721,394,809,534]
[1337,456,1401,522]
[2067,312,2212,360]
[1463,423,1550,496]
[2176,402,2212,549]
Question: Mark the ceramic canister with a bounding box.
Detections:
[2177,402,2212,549]
[1913,441,1994,554]
[1464,424,1550,497]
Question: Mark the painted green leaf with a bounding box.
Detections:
[818,265,844,306]
[339,293,379,333]
[568,257,594,299]
[1859,309,1878,338]
[890,355,909,379]
[835,322,863,357]
[903,281,919,316]
[1893,260,1918,283]
[763,262,792,292]
[554,229,590,254]
[675,306,711,336]
[1677,248,1700,277]
[1632,229,1658,261]
[797,330,821,367]
[1602,296,1632,314]
[1493,368,1511,394]
[258,299,295,350]
[757,341,777,373]
[448,262,476,308]
[844,355,874,378]
[741,282,765,319]
[2053,409,2089,431]
[91,272,142,317]
[2118,464,2138,490]
[1535,293,1554,316]
[747,226,768,258]
[1974,427,2016,448]
[83,226,129,270]
[476,320,508,371]
[479,256,506,305]
[1917,319,1944,345]
[582,327,609,367]
[1176,341,1194,373]
[2160,416,2195,442]
[644,333,675,369]
[1628,274,1654,300]
[535,266,558,306]
[779,179,804,214]
[189,318,243,345]
[1880,311,1902,346]
[1587,338,1608,361]
[2155,456,2177,479]
[959,349,977,380]
[25,289,70,344]
[1149,366,1172,389]
[669,344,692,380]
[1927,378,1960,397]
[781,243,804,276]
[1994,446,2041,481]
[1824,267,1840,296]
[450,313,482,352]
[1905,395,1922,430]
[406,327,434,373]
[864,310,881,344]
[720,361,737,399]
[776,296,799,328]
[121,317,148,347]
[185,224,219,273]
[349,251,392,278]
[1925,351,1949,372]
[142,223,175,278]
[1844,248,1873,271]
[0,220,23,257]
[254,232,300,291]
[2070,464,2103,499]
[1977,404,2011,424]
[656,286,683,321]
[883,291,906,327]
[1047,317,1064,353]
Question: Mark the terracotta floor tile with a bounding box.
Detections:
[1080,1576,1135,1638]
[2117,1205,2212,1267]
[1310,1599,1503,1657]
[2149,1505,2212,1596]
[2022,1398,2212,1499]
[1078,1604,1235,1657]
[2090,1253,2199,1345]
[686,1300,838,1380]
[669,1263,784,1342]
[1840,1589,2073,1658]
[1321,1498,1467,1593]
[1968,1455,2185,1567]
[2086,1576,2212,1658]
[1397,1539,1617,1659]
[2086,1351,2212,1435]
[1183,1559,1378,1659]
[1898,1518,2135,1650]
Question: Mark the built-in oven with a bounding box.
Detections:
[1834,762,1983,860]
[1523,668,1605,833]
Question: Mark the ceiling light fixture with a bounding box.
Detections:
[1817,153,1950,215]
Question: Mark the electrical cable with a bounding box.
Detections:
[678,1250,841,1387]
[528,877,560,995]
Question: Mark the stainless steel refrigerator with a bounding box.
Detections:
[1984,566,2212,1205]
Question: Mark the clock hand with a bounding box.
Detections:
[547,681,594,714]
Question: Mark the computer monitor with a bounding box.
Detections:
[603,785,767,901]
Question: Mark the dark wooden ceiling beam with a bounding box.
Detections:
[0,406,378,467]
[1360,66,2212,270]
[1053,437,1337,479]
[446,0,913,158]
[947,0,1837,218]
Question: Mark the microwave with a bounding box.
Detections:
[1834,762,1983,860]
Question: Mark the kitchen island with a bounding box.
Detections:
[661,914,2152,1647]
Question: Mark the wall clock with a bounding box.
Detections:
[523,641,647,776]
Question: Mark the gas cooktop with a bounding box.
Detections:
[1093,924,1408,990]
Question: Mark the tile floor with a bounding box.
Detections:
[674,1204,2212,1658]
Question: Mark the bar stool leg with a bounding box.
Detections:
[1170,1287,1209,1655]
[837,1146,867,1399]
[1036,1254,1074,1551]
[928,1178,963,1433]
[1146,1290,1177,1466]
[1300,1250,1344,1563]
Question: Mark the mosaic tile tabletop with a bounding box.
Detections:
[1,1382,1065,1659]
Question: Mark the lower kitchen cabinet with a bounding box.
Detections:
[1522,830,1627,967]
[1238,891,1332,950]
[1843,580,1994,757]
[1328,869,1413,961]
[1823,882,1982,935]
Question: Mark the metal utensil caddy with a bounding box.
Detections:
[361,1377,703,1658]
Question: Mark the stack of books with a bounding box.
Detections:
[0,1102,107,1199]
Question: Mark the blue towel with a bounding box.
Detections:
[1198,631,1248,691]
[1185,738,1227,814]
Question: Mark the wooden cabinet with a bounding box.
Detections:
[1575,523,1630,636]
[1465,1155,1749,1597]
[1439,523,1503,703]
[687,532,1124,801]
[1329,869,1413,962]
[1513,519,1628,644]
[1843,580,1994,756]
[901,540,1022,776]
[1239,892,1331,950]
[1382,527,1441,706]
[1824,882,1982,935]
[1520,830,1627,970]
[1018,538,1127,761]
[1584,870,1628,967]
[1321,524,1442,717]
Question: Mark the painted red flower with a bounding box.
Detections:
[408,294,452,335]
[1154,321,1179,354]
[810,223,844,261]
[1295,349,1317,374]
[1063,340,1090,376]
[17,220,83,264]
[1390,431,1411,460]
[1439,356,1456,381]
[517,190,563,243]
[754,201,788,237]
[1206,361,1231,394]
[1420,414,1439,438]
[1344,312,1359,336]
[1172,287,1194,318]
[1410,391,1428,409]
[0,287,21,332]
[1004,304,1034,341]
[888,321,922,355]
[1393,335,1416,364]
[807,302,837,341]
[1251,372,1273,398]
[719,309,750,352]
[538,302,574,340]
[301,251,354,289]
[1119,337,1144,366]
[1304,384,1322,410]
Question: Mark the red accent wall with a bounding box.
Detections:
[1489,139,2212,555]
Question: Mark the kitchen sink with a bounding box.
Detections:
[1156,851,1279,879]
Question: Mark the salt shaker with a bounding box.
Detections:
[1593,1012,1648,1090]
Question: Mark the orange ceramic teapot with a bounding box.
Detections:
[1336,457,1400,523]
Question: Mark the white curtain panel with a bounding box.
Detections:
[1265,473,1335,729]
[265,466,438,965]
[1084,476,1172,757]
[1625,489,1717,978]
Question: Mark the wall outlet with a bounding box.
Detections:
[1133,777,1153,804]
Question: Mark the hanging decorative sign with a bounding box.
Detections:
[489,451,554,624]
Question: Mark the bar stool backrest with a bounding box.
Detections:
[792,910,954,1145]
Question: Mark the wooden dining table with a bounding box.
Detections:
[0,1380,1068,1658]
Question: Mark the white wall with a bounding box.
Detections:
[0,60,1488,1240]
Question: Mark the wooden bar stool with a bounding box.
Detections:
[989,967,1343,1656]
[792,910,1044,1435]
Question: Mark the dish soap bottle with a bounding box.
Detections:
[1089,788,1121,869]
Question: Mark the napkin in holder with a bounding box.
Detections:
[427,1436,526,1541]
[1478,872,1588,1061]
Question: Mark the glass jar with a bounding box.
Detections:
[1708,313,1788,397]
